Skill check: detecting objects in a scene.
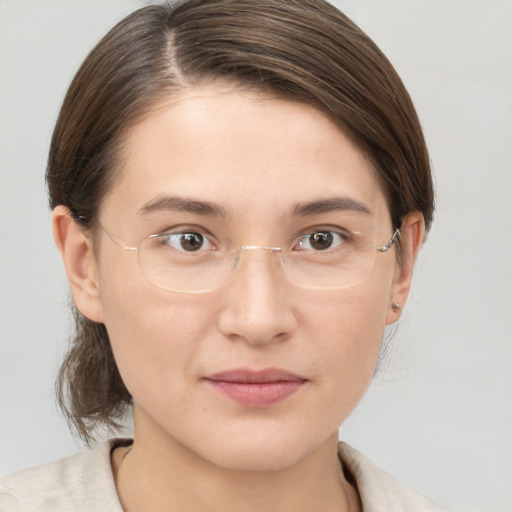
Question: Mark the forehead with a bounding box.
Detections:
[101,85,390,228]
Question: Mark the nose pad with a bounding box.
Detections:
[231,245,284,270]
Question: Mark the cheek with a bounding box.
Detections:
[307,280,391,415]
[96,257,216,401]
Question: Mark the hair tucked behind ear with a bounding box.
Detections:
[56,306,131,443]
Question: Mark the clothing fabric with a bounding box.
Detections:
[0,439,442,511]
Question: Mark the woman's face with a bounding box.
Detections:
[81,85,412,471]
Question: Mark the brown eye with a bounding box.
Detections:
[309,231,334,250]
[161,232,212,252]
[180,233,204,251]
[293,230,348,252]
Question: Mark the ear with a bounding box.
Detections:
[386,211,425,325]
[52,205,105,323]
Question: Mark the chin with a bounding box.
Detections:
[190,425,334,473]
[204,443,306,473]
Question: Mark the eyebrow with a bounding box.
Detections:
[292,197,372,217]
[138,196,227,217]
[138,195,370,218]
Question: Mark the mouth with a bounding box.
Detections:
[203,368,308,408]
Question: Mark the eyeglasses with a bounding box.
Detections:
[98,223,400,293]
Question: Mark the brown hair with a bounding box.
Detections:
[47,0,434,442]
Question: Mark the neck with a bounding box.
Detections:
[113,413,360,512]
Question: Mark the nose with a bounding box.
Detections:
[217,247,298,345]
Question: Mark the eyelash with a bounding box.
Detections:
[291,228,351,251]
[152,225,352,252]
[158,225,217,239]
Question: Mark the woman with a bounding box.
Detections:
[0,0,440,510]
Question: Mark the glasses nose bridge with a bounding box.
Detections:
[231,245,284,270]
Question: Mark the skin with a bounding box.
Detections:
[53,84,424,512]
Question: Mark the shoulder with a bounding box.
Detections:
[338,442,443,512]
[0,438,129,512]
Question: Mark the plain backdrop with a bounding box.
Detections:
[0,1,511,511]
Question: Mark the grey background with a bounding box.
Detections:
[1,1,511,511]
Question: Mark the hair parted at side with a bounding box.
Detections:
[47,0,434,443]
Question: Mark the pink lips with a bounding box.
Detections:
[204,368,307,408]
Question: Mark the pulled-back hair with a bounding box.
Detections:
[47,0,434,442]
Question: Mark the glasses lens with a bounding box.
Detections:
[137,231,387,292]
[138,234,228,292]
[283,231,377,289]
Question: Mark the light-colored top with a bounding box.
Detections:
[0,439,442,511]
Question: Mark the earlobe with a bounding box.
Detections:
[386,211,425,325]
[52,206,105,323]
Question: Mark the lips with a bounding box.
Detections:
[204,368,307,408]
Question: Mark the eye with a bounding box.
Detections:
[293,230,348,252]
[161,232,217,252]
